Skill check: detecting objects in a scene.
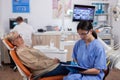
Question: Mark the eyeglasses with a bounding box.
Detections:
[78,30,89,36]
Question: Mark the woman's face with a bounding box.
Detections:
[77,29,92,40]
[12,33,24,46]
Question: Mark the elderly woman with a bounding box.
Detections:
[4,31,69,77]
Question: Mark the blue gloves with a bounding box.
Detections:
[66,61,79,73]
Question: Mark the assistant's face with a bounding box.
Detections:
[77,29,92,40]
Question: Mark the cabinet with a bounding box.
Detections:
[0,38,10,64]
[32,32,61,48]
[32,31,79,61]
[0,40,2,66]
[92,1,114,47]
[32,32,79,48]
[33,45,68,62]
[92,1,111,27]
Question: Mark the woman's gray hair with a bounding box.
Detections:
[4,31,18,43]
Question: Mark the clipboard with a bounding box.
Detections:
[61,64,87,71]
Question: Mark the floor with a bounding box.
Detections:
[0,65,120,80]
[0,65,23,80]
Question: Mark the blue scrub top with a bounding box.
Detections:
[69,39,107,80]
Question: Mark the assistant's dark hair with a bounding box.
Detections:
[16,16,23,22]
[77,21,97,39]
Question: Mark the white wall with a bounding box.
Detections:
[1,0,31,33]
[0,0,4,36]
[0,0,94,34]
[30,0,62,30]
[0,0,1,29]
[0,0,117,34]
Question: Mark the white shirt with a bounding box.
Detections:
[11,22,35,47]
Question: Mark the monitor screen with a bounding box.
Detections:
[9,18,28,29]
[73,4,95,22]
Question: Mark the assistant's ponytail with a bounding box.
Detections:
[92,30,97,39]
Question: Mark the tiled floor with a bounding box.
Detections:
[0,65,23,80]
[0,65,120,80]
[105,69,120,80]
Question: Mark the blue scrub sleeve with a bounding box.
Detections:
[94,48,107,70]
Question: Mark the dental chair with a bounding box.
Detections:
[2,38,110,80]
[2,38,65,80]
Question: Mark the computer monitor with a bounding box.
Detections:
[9,18,28,29]
[73,4,95,22]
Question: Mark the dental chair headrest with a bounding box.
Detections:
[2,39,15,50]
